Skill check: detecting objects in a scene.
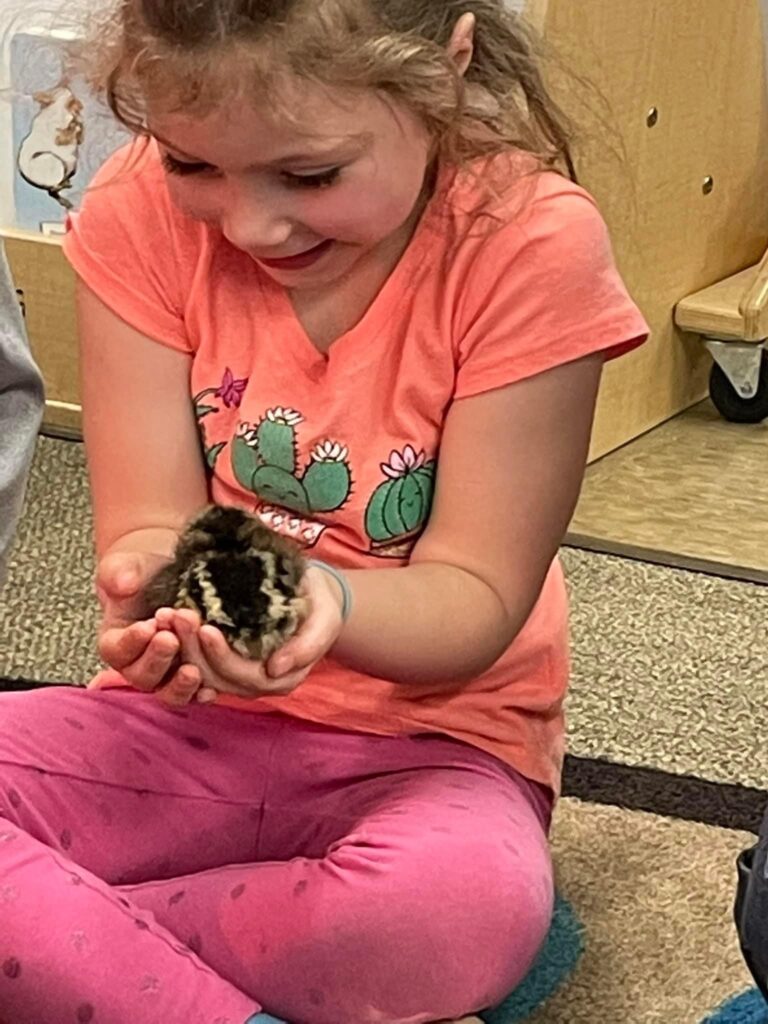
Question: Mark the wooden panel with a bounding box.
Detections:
[675,264,762,341]
[523,0,550,33]
[538,0,768,458]
[1,229,82,437]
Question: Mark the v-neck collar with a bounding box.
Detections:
[256,163,458,377]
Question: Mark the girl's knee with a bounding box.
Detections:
[318,843,554,1022]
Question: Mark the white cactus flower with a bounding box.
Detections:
[311,440,348,463]
[267,407,303,425]
[236,422,259,445]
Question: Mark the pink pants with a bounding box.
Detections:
[0,687,553,1024]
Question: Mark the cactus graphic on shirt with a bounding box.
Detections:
[232,407,353,514]
[365,445,436,551]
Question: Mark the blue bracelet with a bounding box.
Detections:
[307,560,353,622]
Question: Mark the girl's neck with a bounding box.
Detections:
[285,160,442,353]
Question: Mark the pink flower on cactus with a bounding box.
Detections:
[215,368,248,409]
[381,444,426,479]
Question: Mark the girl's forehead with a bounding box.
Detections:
[148,86,408,163]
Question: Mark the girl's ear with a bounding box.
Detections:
[447,12,476,77]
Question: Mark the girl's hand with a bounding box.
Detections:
[95,551,200,705]
[157,564,347,705]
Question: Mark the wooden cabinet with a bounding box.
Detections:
[2,229,81,437]
[537,0,768,457]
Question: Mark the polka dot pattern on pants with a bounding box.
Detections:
[2,958,21,979]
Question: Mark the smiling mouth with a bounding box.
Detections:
[256,239,334,270]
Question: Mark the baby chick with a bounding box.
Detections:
[143,505,308,660]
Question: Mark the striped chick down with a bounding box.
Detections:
[144,506,308,660]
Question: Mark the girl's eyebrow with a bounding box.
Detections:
[152,130,373,167]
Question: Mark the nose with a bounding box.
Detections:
[220,178,293,254]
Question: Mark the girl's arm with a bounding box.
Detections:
[79,282,215,699]
[331,352,603,685]
[78,281,208,561]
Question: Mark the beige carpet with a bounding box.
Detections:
[563,545,768,790]
[569,400,768,584]
[534,799,755,1024]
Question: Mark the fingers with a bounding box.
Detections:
[171,610,212,684]
[99,619,157,671]
[262,664,314,693]
[266,612,330,678]
[153,662,203,709]
[199,625,294,696]
[154,607,175,632]
[167,611,261,700]
[120,630,181,691]
[266,570,340,678]
[138,611,208,708]
[140,612,310,703]
[97,605,211,707]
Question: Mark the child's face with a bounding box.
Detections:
[148,79,434,290]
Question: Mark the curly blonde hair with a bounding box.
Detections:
[80,0,575,179]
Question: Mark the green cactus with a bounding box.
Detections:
[303,457,352,513]
[230,410,352,515]
[251,466,311,514]
[256,417,297,474]
[366,450,435,544]
[231,429,263,491]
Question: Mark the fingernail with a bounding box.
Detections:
[270,659,289,677]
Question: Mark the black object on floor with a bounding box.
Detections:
[0,678,73,692]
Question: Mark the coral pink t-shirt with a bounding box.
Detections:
[63,143,648,795]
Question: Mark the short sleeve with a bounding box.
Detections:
[62,142,194,353]
[453,182,649,399]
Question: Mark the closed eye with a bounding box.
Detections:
[161,153,215,176]
[282,168,342,189]
[161,152,343,189]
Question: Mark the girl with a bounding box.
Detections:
[0,1,648,1022]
